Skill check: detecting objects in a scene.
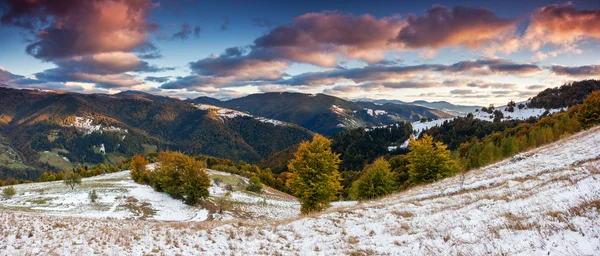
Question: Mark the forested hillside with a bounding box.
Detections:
[527,80,600,108]
[0,88,312,180]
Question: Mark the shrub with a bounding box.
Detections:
[148,151,211,205]
[2,186,16,199]
[89,190,99,203]
[350,157,396,200]
[246,176,263,193]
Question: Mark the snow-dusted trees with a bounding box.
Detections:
[350,157,396,200]
[407,135,458,184]
[578,91,600,129]
[287,135,343,214]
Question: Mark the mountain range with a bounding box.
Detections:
[193,92,452,135]
[0,87,450,174]
[352,98,482,115]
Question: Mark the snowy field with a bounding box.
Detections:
[472,105,564,122]
[2,127,600,255]
[0,168,307,223]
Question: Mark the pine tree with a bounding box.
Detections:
[407,135,458,184]
[287,134,343,214]
[350,157,396,200]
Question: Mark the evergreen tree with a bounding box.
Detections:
[287,134,343,214]
[407,135,458,184]
[350,157,396,200]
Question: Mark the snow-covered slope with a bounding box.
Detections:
[2,127,600,255]
[193,103,289,126]
[472,105,564,122]
[0,168,305,222]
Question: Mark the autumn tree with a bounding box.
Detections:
[130,154,150,183]
[150,151,210,205]
[64,171,82,190]
[350,157,396,200]
[578,91,600,129]
[407,135,458,184]
[287,134,343,214]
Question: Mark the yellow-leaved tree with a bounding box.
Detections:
[407,135,458,184]
[287,134,343,214]
[578,91,600,129]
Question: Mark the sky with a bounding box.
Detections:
[1,0,600,105]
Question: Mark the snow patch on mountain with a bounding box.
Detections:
[193,104,288,126]
[66,116,128,135]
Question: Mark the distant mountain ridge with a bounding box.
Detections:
[353,97,482,115]
[193,92,452,135]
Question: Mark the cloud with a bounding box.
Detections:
[551,65,600,77]
[32,52,172,88]
[145,76,171,83]
[172,24,192,40]
[281,64,440,86]
[189,48,289,81]
[450,89,474,95]
[0,67,23,82]
[1,0,165,89]
[1,0,156,60]
[252,18,272,28]
[194,25,201,38]
[252,11,404,66]
[394,5,518,49]
[445,59,542,76]
[187,7,522,84]
[525,3,600,52]
[276,58,539,87]
[220,16,230,31]
[526,85,548,90]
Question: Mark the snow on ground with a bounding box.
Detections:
[193,103,289,126]
[396,118,454,149]
[0,171,207,222]
[2,127,600,255]
[66,116,128,135]
[473,105,564,122]
[364,108,387,116]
